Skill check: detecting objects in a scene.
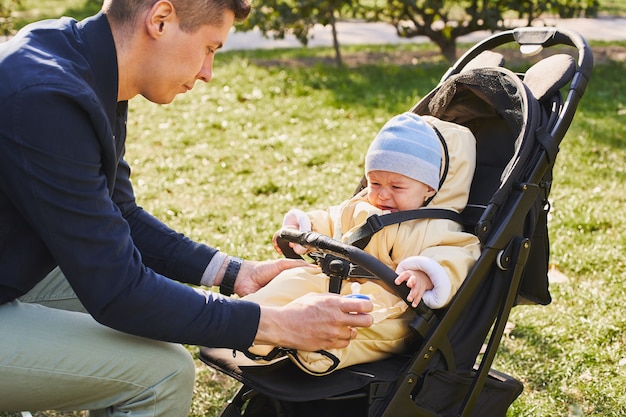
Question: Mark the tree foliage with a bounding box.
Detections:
[239,0,599,64]
[0,0,20,36]
[238,0,359,66]
[372,0,599,61]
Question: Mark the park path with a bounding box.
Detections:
[221,15,626,52]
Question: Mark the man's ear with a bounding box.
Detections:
[145,0,175,39]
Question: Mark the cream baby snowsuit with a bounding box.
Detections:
[244,116,481,375]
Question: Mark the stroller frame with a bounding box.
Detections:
[200,27,593,417]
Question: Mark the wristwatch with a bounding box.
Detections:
[220,256,243,296]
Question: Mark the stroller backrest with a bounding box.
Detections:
[414,51,575,236]
[414,63,532,235]
[412,50,577,308]
[349,49,578,307]
[396,52,579,373]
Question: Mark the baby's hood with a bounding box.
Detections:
[421,115,476,212]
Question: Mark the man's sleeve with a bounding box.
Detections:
[113,157,219,285]
[4,84,260,349]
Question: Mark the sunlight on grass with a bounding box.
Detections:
[13,0,101,29]
[493,58,626,416]
[2,2,625,413]
[2,44,624,416]
[119,47,626,416]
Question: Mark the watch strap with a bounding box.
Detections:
[220,256,242,296]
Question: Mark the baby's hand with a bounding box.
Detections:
[282,208,311,230]
[395,270,433,308]
[395,256,450,309]
[272,227,308,255]
[273,209,312,255]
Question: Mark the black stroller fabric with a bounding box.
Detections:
[414,65,553,306]
[200,27,593,417]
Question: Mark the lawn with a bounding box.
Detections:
[130,45,626,417]
[1,2,626,417]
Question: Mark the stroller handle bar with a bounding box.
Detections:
[444,26,593,147]
[276,228,434,318]
[446,26,593,82]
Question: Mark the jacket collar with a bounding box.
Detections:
[77,12,122,129]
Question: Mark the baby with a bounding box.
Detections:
[244,112,481,375]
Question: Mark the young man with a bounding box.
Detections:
[0,1,372,415]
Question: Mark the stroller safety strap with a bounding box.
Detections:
[347,208,464,250]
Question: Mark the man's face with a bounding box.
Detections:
[140,10,235,104]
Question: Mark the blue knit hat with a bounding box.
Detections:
[365,112,442,191]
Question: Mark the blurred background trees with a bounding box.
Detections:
[2,0,601,63]
[239,0,599,64]
[0,0,20,35]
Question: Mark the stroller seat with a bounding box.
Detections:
[200,26,593,417]
[201,346,522,416]
[201,347,409,402]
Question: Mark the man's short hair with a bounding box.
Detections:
[103,0,252,32]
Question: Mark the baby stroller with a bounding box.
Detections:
[200,26,593,417]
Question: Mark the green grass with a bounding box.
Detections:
[497,59,626,416]
[133,48,626,417]
[5,43,624,417]
[11,0,101,29]
[599,0,626,16]
[2,2,626,417]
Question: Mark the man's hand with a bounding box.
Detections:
[254,293,374,351]
[233,258,310,297]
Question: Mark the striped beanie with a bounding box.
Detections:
[364,112,442,190]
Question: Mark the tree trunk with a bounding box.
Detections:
[435,36,457,62]
[329,10,343,66]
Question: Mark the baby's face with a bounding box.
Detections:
[366,170,436,212]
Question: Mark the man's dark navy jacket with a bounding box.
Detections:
[0,13,259,348]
